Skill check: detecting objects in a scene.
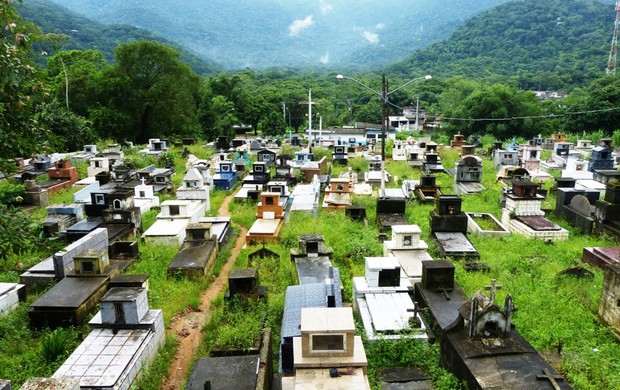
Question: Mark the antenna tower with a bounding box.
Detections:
[606,0,620,75]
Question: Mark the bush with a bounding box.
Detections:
[0,181,25,206]
[40,329,69,362]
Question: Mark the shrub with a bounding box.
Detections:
[40,329,68,362]
[0,181,25,206]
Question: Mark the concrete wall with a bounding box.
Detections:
[54,228,108,278]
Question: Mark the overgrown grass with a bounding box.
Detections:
[133,334,179,390]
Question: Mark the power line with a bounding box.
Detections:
[437,106,620,122]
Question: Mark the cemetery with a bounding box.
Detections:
[1,135,620,390]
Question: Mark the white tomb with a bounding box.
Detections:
[133,178,160,214]
[176,168,210,212]
[0,283,25,318]
[142,199,206,246]
[86,157,110,178]
[383,224,432,283]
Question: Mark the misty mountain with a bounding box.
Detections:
[47,0,516,70]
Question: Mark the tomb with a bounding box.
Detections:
[450,133,467,149]
[43,204,84,237]
[589,145,615,172]
[352,257,426,341]
[101,143,124,166]
[176,168,211,212]
[392,140,407,160]
[257,148,277,166]
[197,216,232,244]
[364,157,390,186]
[267,181,291,207]
[39,160,79,195]
[281,307,370,389]
[213,160,238,191]
[501,180,569,241]
[454,155,485,195]
[345,204,366,221]
[332,145,348,165]
[594,182,620,238]
[322,177,352,209]
[405,142,425,167]
[561,156,592,180]
[383,224,433,283]
[553,141,574,167]
[243,161,271,186]
[575,139,593,155]
[225,268,267,301]
[28,247,120,329]
[423,152,445,174]
[300,156,328,184]
[493,148,519,170]
[167,223,219,279]
[133,178,160,214]
[142,199,207,246]
[246,192,285,244]
[23,179,50,207]
[148,167,175,193]
[291,148,314,169]
[274,154,297,186]
[186,355,263,390]
[143,138,169,156]
[290,175,320,213]
[430,195,479,258]
[0,283,26,318]
[593,170,620,185]
[215,136,231,151]
[598,261,620,339]
[87,157,110,178]
[52,287,164,389]
[279,271,342,374]
[376,188,408,231]
[555,188,599,234]
[466,212,510,236]
[414,264,571,389]
[521,142,553,180]
[70,145,97,164]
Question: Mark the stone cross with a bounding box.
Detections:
[140,177,146,186]
[484,278,503,304]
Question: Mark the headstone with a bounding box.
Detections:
[569,195,593,216]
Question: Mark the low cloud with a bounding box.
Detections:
[363,31,379,44]
[289,15,314,36]
[376,23,385,30]
[320,52,330,64]
[320,0,333,14]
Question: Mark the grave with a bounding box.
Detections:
[185,355,262,390]
[555,188,599,234]
[257,148,277,166]
[415,265,571,389]
[133,178,160,214]
[267,180,291,208]
[493,148,519,170]
[454,155,485,195]
[143,138,169,156]
[20,378,79,390]
[561,156,592,180]
[246,192,286,244]
[198,216,231,244]
[501,180,569,241]
[430,196,479,258]
[594,182,620,238]
[149,167,175,193]
[0,380,9,390]
[291,148,314,169]
[281,307,370,389]
[176,167,211,212]
[466,212,510,236]
[243,161,271,186]
[213,160,238,190]
[423,152,445,173]
[279,272,342,374]
[87,157,110,178]
[52,287,164,389]
[322,177,352,209]
[142,199,207,246]
[392,140,407,160]
[290,234,336,285]
[589,145,615,172]
[289,175,320,213]
[353,257,427,341]
[70,145,97,164]
[332,145,348,165]
[43,204,84,237]
[522,142,553,180]
[216,136,231,151]
[376,188,408,231]
[167,223,219,279]
[405,143,425,167]
[23,179,49,207]
[225,268,267,301]
[345,204,366,221]
[383,224,433,283]
[582,246,620,269]
[552,141,574,167]
[28,247,122,329]
[39,160,79,195]
[300,156,328,184]
[0,283,26,318]
[593,169,620,185]
[364,157,390,186]
[450,133,467,149]
[101,143,124,166]
[274,154,297,186]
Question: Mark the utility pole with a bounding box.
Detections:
[299,89,319,151]
[381,74,387,162]
[607,0,620,75]
[415,96,419,131]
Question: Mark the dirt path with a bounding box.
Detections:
[162,194,246,390]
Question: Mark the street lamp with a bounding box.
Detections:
[335,74,431,162]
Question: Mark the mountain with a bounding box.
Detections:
[19,0,223,75]
[46,0,518,70]
[389,0,616,89]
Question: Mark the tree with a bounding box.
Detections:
[35,102,95,152]
[0,1,52,175]
[98,41,202,143]
[258,110,286,136]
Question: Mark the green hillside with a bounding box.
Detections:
[18,0,222,75]
[390,0,614,90]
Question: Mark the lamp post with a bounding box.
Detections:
[336,73,431,161]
